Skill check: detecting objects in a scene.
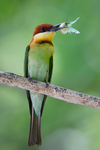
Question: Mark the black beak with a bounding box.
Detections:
[50,23,66,32]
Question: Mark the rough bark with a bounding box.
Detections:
[0,71,100,109]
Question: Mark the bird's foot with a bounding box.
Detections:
[45,82,49,88]
[28,77,32,81]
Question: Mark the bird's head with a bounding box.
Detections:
[30,23,63,45]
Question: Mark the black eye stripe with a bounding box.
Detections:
[40,27,45,32]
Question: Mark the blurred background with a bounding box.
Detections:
[0,0,100,150]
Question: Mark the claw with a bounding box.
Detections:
[45,82,49,88]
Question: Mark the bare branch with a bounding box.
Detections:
[0,71,100,109]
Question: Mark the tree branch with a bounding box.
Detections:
[0,71,100,109]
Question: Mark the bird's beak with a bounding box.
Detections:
[50,23,65,32]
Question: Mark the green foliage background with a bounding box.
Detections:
[0,0,100,150]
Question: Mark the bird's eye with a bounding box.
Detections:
[40,27,45,32]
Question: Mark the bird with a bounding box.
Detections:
[24,23,63,146]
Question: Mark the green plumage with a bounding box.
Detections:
[24,42,53,146]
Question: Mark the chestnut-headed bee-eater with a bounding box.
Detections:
[24,18,80,146]
[24,23,66,146]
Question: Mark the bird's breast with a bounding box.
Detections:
[28,43,54,81]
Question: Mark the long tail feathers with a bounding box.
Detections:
[28,107,42,146]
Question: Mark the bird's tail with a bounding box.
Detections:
[28,106,41,146]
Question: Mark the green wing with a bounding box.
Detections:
[24,46,30,77]
[48,56,53,83]
[41,56,53,115]
[24,46,32,114]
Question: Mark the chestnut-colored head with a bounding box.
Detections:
[33,24,53,36]
[30,24,55,45]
